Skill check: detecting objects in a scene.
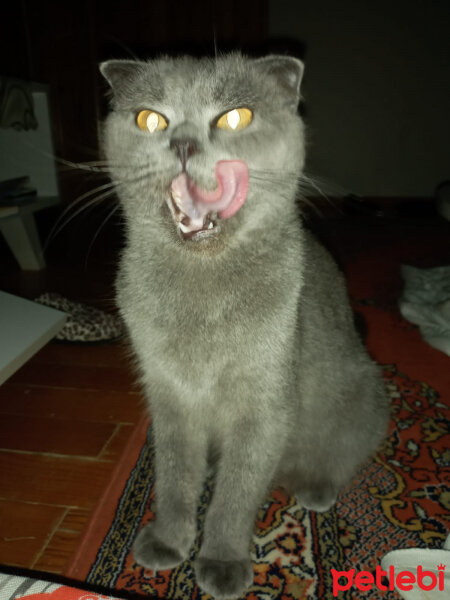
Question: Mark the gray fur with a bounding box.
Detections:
[99,53,388,599]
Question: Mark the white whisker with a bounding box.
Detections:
[84,204,122,268]
[45,188,118,248]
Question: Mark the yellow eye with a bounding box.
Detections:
[216,107,253,131]
[136,109,168,132]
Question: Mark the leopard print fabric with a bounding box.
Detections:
[35,292,124,343]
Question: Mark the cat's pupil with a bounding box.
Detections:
[147,112,159,132]
[227,110,240,129]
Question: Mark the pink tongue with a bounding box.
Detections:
[170,160,249,230]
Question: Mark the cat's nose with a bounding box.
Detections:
[170,137,198,168]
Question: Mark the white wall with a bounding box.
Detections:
[269,0,450,197]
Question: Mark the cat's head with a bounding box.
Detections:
[100,53,305,251]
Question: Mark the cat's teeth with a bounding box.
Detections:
[208,221,214,229]
[179,222,190,233]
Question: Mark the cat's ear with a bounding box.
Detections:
[99,60,141,91]
[254,55,304,109]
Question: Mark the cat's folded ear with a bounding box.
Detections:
[254,55,304,110]
[99,60,141,90]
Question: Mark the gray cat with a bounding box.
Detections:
[99,53,388,599]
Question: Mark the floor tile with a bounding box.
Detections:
[7,362,137,392]
[33,530,81,572]
[0,414,116,456]
[0,451,114,507]
[58,507,91,533]
[0,500,65,567]
[0,384,145,423]
[99,423,135,460]
[32,341,131,368]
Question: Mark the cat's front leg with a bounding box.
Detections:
[133,406,207,571]
[194,417,281,599]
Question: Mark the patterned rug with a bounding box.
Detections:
[65,302,450,599]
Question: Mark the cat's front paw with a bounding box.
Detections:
[195,557,254,599]
[133,523,186,570]
[295,483,337,513]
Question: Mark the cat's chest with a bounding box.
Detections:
[119,278,255,395]
[120,266,260,347]
[118,256,297,372]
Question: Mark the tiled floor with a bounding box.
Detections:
[0,341,145,573]
[0,210,142,574]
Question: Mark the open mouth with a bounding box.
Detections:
[169,192,219,240]
[166,160,249,241]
